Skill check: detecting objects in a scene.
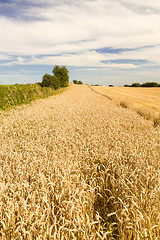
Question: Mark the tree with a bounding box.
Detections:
[141,82,158,87]
[41,74,60,90]
[77,80,83,85]
[50,76,61,89]
[73,80,78,84]
[53,65,69,87]
[41,74,53,87]
[131,83,141,87]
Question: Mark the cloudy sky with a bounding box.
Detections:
[0,0,160,85]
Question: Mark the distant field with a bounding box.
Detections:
[91,86,160,124]
[91,86,160,113]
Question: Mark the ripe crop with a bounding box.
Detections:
[0,85,159,239]
[91,86,160,123]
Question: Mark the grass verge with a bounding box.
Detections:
[0,84,64,110]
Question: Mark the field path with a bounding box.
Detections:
[0,85,159,239]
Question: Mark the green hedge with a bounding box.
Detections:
[0,84,63,110]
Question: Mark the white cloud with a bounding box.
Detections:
[0,0,160,84]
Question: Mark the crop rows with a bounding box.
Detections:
[0,85,159,239]
[90,86,160,125]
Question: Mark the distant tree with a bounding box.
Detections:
[125,81,159,88]
[77,81,83,85]
[53,65,69,87]
[41,74,53,87]
[95,84,99,86]
[73,80,78,84]
[149,82,158,87]
[141,82,158,87]
[41,74,60,90]
[50,76,61,89]
[109,85,114,87]
[131,83,141,87]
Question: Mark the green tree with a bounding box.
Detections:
[77,80,83,85]
[53,65,69,87]
[131,83,141,87]
[41,74,53,87]
[141,82,158,87]
[50,76,61,89]
[41,74,60,90]
[73,80,78,84]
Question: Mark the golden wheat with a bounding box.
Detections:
[0,85,159,239]
[91,86,160,124]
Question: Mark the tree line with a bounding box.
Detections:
[124,82,160,87]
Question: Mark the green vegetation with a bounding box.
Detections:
[0,83,64,110]
[41,74,61,89]
[73,79,83,84]
[131,83,141,87]
[125,81,160,87]
[42,65,69,89]
[77,80,83,84]
[91,84,102,86]
[141,82,159,87]
[73,79,78,84]
[52,65,69,88]
[0,65,69,110]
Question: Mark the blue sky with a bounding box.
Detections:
[0,0,160,86]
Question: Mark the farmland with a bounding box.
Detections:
[0,84,159,239]
[91,86,160,121]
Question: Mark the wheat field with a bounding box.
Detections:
[90,86,160,112]
[0,85,159,239]
[91,86,160,123]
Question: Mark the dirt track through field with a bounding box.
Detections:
[0,85,159,239]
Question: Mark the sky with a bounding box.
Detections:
[0,0,160,86]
